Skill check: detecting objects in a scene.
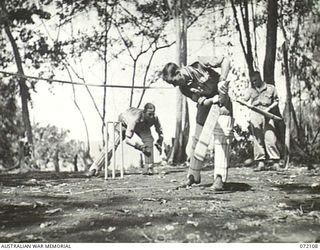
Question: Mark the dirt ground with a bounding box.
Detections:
[0,163,320,243]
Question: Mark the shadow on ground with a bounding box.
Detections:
[0,165,320,243]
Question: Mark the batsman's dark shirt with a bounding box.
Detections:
[179,62,232,125]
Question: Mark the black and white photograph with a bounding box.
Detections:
[0,0,320,246]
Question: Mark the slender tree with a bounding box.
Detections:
[167,0,190,163]
[0,1,33,146]
[278,0,320,164]
[263,0,278,84]
[282,41,292,168]
[230,0,255,74]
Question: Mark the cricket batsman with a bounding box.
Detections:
[162,55,234,190]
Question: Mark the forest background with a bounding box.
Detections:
[0,0,319,172]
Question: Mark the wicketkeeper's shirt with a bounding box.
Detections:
[118,107,163,139]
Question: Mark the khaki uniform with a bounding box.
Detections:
[244,83,280,161]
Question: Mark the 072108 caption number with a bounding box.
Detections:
[300,244,319,248]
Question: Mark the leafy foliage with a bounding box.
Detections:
[4,1,51,25]
[230,124,253,164]
[279,0,320,159]
[33,123,85,170]
[0,0,68,76]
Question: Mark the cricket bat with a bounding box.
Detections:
[194,104,220,162]
[236,99,283,121]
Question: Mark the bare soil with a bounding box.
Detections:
[0,164,320,243]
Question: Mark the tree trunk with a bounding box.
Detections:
[241,0,255,74]
[282,41,291,168]
[3,23,33,147]
[80,147,93,171]
[279,10,306,165]
[168,0,190,164]
[263,0,278,84]
[230,0,255,74]
[102,1,110,146]
[18,140,26,170]
[73,154,78,172]
[65,67,92,164]
[54,149,60,172]
[262,0,285,155]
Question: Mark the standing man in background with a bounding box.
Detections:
[242,71,281,171]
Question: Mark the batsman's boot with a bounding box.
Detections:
[210,175,224,191]
[86,168,98,177]
[186,174,201,187]
[269,159,281,170]
[147,166,154,175]
[184,156,202,187]
[253,160,266,171]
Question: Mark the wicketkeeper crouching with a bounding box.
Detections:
[87,103,163,177]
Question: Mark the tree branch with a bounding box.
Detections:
[230,0,249,69]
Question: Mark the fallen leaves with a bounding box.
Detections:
[101,227,116,233]
[25,179,39,185]
[272,215,288,222]
[116,208,130,214]
[164,225,175,231]
[223,222,238,231]
[140,197,168,204]
[311,183,320,189]
[243,220,262,227]
[307,211,320,219]
[185,233,201,242]
[277,202,290,208]
[40,221,57,228]
[44,208,63,215]
[0,164,320,243]
[186,220,199,227]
